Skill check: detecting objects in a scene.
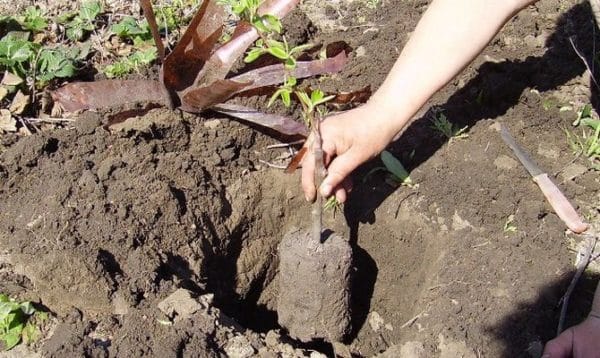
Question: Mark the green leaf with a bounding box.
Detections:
[284,57,296,70]
[310,89,325,103]
[296,91,312,111]
[381,150,412,185]
[260,14,282,33]
[19,6,48,32]
[19,302,34,316]
[251,18,269,33]
[80,1,102,22]
[582,117,600,131]
[266,46,288,60]
[2,330,21,350]
[244,47,264,63]
[111,17,149,38]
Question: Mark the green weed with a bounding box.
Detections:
[0,34,87,88]
[103,47,157,78]
[64,1,102,41]
[0,294,47,350]
[566,104,600,170]
[430,111,468,140]
[17,6,48,33]
[365,150,415,187]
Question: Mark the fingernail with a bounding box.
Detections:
[320,183,332,197]
[305,194,311,202]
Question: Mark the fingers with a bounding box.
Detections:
[542,328,574,358]
[320,150,360,198]
[301,147,316,202]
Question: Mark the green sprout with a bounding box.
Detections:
[324,196,342,217]
[365,150,415,188]
[430,111,468,140]
[503,214,517,233]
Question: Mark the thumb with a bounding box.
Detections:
[320,149,360,197]
[542,329,574,358]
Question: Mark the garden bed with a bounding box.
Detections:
[1,0,599,357]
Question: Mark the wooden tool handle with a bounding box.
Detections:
[533,173,588,233]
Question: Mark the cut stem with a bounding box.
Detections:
[311,115,325,243]
[140,0,166,62]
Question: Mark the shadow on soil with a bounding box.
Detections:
[487,271,599,357]
[350,1,599,220]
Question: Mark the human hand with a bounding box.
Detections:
[301,102,399,203]
[542,315,600,358]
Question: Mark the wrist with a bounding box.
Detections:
[365,93,412,141]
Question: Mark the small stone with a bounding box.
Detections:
[224,335,255,358]
[354,46,366,57]
[368,311,384,332]
[112,293,130,315]
[310,352,328,358]
[264,330,280,347]
[204,119,221,129]
[157,288,203,322]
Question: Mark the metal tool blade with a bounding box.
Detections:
[500,124,544,177]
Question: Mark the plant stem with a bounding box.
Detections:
[311,114,325,243]
[140,0,166,62]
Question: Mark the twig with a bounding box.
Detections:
[23,117,75,123]
[140,0,166,62]
[258,159,287,169]
[557,234,598,334]
[400,311,425,328]
[569,36,600,92]
[266,140,304,149]
[16,117,32,135]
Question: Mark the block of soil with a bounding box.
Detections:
[277,228,352,342]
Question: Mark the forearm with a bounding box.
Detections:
[370,0,535,137]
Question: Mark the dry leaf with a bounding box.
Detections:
[211,103,308,137]
[52,80,165,112]
[9,90,29,115]
[1,71,24,86]
[0,109,17,133]
[0,87,8,102]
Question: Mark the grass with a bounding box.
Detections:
[566,104,600,170]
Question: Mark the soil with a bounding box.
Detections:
[1,0,600,357]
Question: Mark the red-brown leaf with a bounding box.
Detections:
[51,80,165,112]
[230,51,348,90]
[180,80,251,112]
[211,103,308,137]
[161,0,225,93]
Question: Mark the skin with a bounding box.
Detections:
[300,0,600,356]
[542,283,600,358]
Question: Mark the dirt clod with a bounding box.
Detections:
[277,228,352,343]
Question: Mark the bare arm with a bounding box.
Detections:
[302,0,537,201]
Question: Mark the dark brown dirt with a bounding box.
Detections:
[1,0,600,357]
